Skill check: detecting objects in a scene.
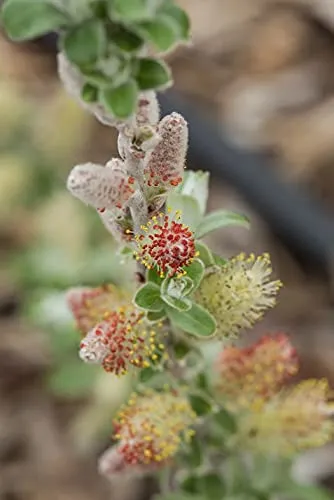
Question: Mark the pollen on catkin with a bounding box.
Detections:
[239,379,334,456]
[143,112,188,191]
[195,253,282,339]
[134,210,196,278]
[112,390,196,466]
[215,334,298,411]
[66,284,129,335]
[79,306,166,376]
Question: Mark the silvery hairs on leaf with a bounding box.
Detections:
[57,52,133,129]
[144,112,188,190]
[67,161,136,217]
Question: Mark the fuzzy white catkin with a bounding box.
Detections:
[144,112,188,189]
[79,325,110,364]
[67,162,135,215]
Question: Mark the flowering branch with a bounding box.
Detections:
[2,1,334,499]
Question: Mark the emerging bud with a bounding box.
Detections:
[195,253,282,339]
[239,379,334,456]
[79,307,165,376]
[67,162,136,217]
[136,92,160,127]
[144,112,188,191]
[112,390,196,467]
[57,52,128,129]
[216,334,298,411]
[134,211,196,278]
[66,284,128,335]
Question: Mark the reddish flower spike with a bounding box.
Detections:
[134,211,196,278]
[216,333,299,411]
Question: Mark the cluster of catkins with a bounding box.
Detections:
[60,52,334,479]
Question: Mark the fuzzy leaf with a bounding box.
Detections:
[134,282,164,311]
[2,0,68,41]
[184,437,203,467]
[167,303,216,338]
[214,408,237,435]
[167,193,202,231]
[100,80,138,118]
[189,393,212,416]
[81,82,98,103]
[178,170,209,216]
[139,366,158,383]
[213,253,227,267]
[196,210,250,238]
[162,292,192,312]
[146,266,164,286]
[135,57,172,90]
[111,24,144,52]
[195,241,214,267]
[162,275,194,299]
[138,16,178,52]
[109,0,159,22]
[159,2,190,40]
[174,339,191,359]
[63,20,106,66]
[180,474,199,494]
[199,473,225,500]
[184,259,204,292]
[147,309,166,322]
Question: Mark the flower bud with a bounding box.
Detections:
[67,162,136,217]
[144,112,188,191]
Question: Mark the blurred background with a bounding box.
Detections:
[2,0,334,498]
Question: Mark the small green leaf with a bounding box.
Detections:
[82,68,112,87]
[184,437,203,467]
[63,20,107,66]
[167,303,216,338]
[213,253,227,267]
[162,293,192,312]
[109,0,159,22]
[100,80,138,118]
[178,170,209,216]
[174,339,191,359]
[189,393,212,416]
[134,282,164,311]
[199,473,225,500]
[180,474,199,494]
[135,57,172,90]
[138,16,178,52]
[139,366,158,383]
[2,0,68,41]
[81,82,98,103]
[184,259,204,292]
[146,266,164,286]
[159,1,190,40]
[111,24,144,52]
[167,193,202,231]
[195,241,214,267]
[195,372,210,391]
[196,210,250,239]
[214,408,237,435]
[161,277,193,311]
[147,309,166,322]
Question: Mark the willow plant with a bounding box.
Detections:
[2,1,334,499]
